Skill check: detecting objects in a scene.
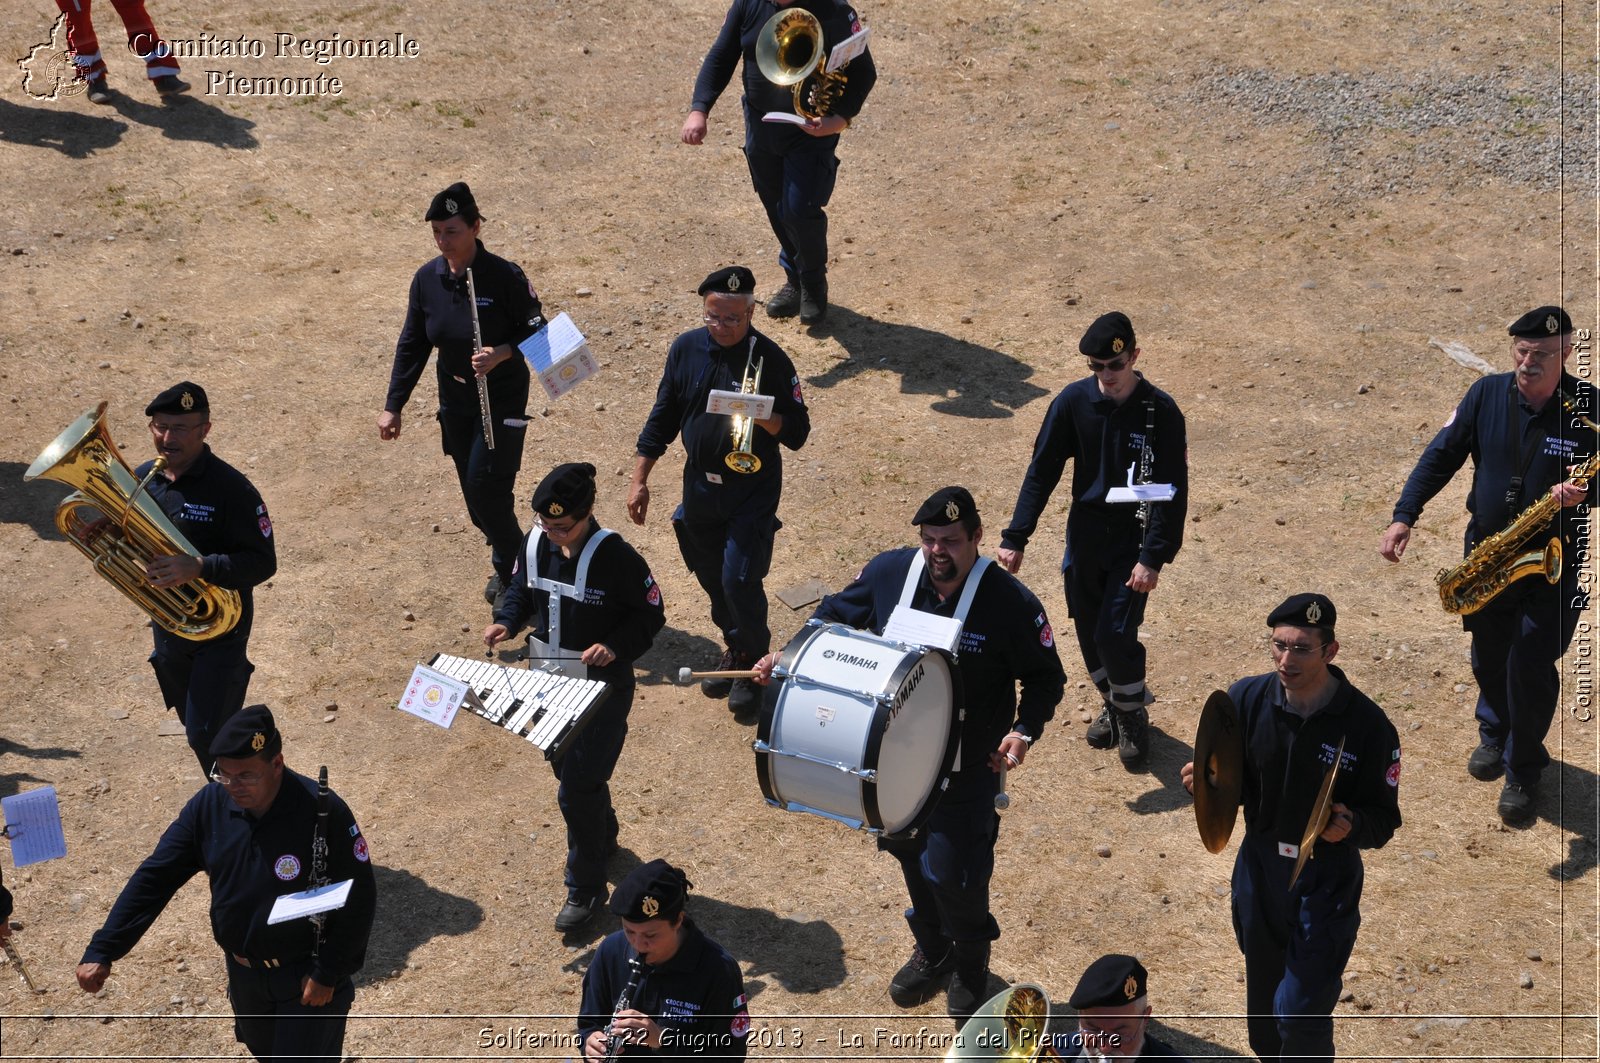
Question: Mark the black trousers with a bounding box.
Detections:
[225,954,354,1062]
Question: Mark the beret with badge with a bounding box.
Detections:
[698,265,757,297]
[209,704,282,760]
[532,462,597,520]
[1068,953,1148,1010]
[609,858,692,922]
[1079,312,1136,360]
[145,381,209,417]
[1508,305,1573,338]
[911,486,979,527]
[1267,592,1336,630]
[425,181,478,222]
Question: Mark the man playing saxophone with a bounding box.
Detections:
[140,383,277,775]
[1380,306,1597,825]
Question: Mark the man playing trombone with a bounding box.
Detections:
[628,266,810,718]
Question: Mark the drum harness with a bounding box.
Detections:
[524,526,616,678]
[895,551,993,769]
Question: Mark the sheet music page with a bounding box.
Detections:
[1106,483,1177,503]
[518,311,586,370]
[266,879,353,925]
[707,390,775,419]
[397,664,466,729]
[761,112,808,125]
[825,26,871,72]
[2,786,67,867]
[882,607,962,653]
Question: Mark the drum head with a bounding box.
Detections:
[1193,689,1244,854]
[869,648,957,836]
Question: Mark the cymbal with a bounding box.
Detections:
[1193,690,1244,854]
[1289,734,1346,889]
[944,983,1051,1063]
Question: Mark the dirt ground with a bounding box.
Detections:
[0,0,1596,1059]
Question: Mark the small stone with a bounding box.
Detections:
[98,361,112,369]
[1274,516,1287,526]
[324,703,338,712]
[323,714,337,723]
[1339,990,1355,1002]
[1420,849,1438,860]
[403,611,416,622]
[1094,844,1112,858]
[175,960,187,972]
[1300,279,1317,289]
[99,1015,112,1024]
[461,624,471,633]
[107,709,129,721]
[431,523,441,533]
[1104,121,1120,131]
[1079,712,1093,723]
[594,402,606,412]
[960,316,973,324]
[1453,683,1468,693]
[1409,721,1423,731]
[1357,384,1371,394]
[575,287,594,297]
[1527,949,1542,962]
[133,319,144,329]
[1518,972,1534,989]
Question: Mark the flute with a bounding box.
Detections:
[465,267,496,451]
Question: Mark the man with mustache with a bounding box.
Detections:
[1380,305,1596,824]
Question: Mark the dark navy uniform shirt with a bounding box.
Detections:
[1056,1032,1193,1062]
[1230,666,1401,858]
[636,327,811,496]
[386,240,545,416]
[1002,374,1188,572]
[691,0,877,149]
[578,921,749,1062]
[81,768,377,989]
[1392,371,1598,557]
[493,523,667,686]
[813,546,1065,771]
[133,445,276,641]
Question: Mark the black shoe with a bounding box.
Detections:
[84,74,112,104]
[946,969,987,1023]
[766,282,801,318]
[728,677,762,718]
[555,890,604,932]
[484,573,506,605]
[701,648,740,700]
[1497,782,1537,825]
[799,282,828,325]
[1085,704,1118,749]
[888,944,954,1007]
[1115,706,1149,768]
[1468,742,1505,782]
[153,74,189,95]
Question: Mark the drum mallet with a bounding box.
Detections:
[676,666,762,685]
[995,766,1011,811]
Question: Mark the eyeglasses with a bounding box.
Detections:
[1269,639,1326,658]
[534,514,586,536]
[149,420,207,436]
[209,764,265,787]
[1086,356,1130,374]
[702,312,748,328]
[1512,345,1558,363]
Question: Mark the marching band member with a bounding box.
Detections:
[1181,594,1401,1063]
[56,0,187,103]
[755,487,1064,1021]
[77,706,376,1063]
[578,859,749,1062]
[682,0,877,324]
[1061,954,1194,1062]
[628,266,810,719]
[139,382,277,775]
[485,463,666,932]
[1380,305,1596,824]
[999,312,1188,770]
[379,181,547,610]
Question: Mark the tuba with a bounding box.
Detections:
[945,983,1069,1063]
[25,402,242,640]
[755,7,849,119]
[1435,392,1600,615]
[725,347,765,475]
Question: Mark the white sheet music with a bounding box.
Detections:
[397,664,467,729]
[1105,461,1176,504]
[2,787,68,867]
[519,312,600,400]
[707,390,775,420]
[826,26,871,73]
[882,607,963,653]
[267,879,353,925]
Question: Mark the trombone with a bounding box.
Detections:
[725,346,765,475]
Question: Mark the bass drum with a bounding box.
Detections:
[754,622,961,838]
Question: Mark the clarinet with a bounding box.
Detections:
[465,267,496,451]
[601,957,646,1063]
[1135,399,1156,539]
[309,766,331,960]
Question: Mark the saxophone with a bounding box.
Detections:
[1436,392,1599,615]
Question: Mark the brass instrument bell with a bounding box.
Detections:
[755,7,849,119]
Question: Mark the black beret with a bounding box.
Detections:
[1267,592,1336,630]
[1068,954,1148,1010]
[145,381,209,417]
[610,859,692,922]
[698,265,757,297]
[209,704,282,760]
[1508,305,1572,338]
[532,462,597,520]
[425,181,477,222]
[1079,312,1136,360]
[911,486,978,527]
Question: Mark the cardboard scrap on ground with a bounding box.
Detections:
[776,579,830,610]
[1430,337,1495,376]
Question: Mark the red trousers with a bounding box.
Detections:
[56,0,180,80]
